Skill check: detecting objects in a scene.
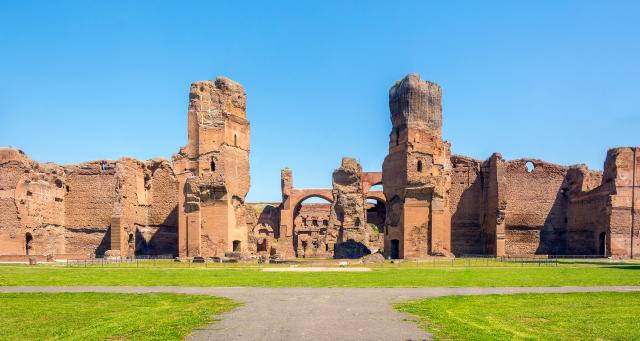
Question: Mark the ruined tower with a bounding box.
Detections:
[173,77,250,257]
[382,74,452,258]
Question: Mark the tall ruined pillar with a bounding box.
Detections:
[173,77,250,257]
[382,74,452,259]
[481,153,507,256]
[330,157,368,258]
[279,168,294,238]
[603,147,640,258]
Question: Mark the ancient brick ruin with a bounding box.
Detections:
[172,77,250,258]
[1,74,638,260]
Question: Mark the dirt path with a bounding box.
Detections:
[2,286,639,340]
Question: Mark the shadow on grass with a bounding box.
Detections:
[602,265,640,270]
[559,260,630,266]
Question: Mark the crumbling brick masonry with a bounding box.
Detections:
[0,73,637,260]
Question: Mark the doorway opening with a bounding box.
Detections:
[127,233,135,256]
[257,239,267,252]
[599,232,607,256]
[390,239,400,259]
[25,233,33,255]
[232,240,241,252]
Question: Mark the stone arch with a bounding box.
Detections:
[369,182,383,189]
[292,193,332,258]
[361,172,382,194]
[365,196,387,235]
[292,192,333,209]
[366,192,386,204]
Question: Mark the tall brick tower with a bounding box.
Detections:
[382,74,452,258]
[173,77,250,257]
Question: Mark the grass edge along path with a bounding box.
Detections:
[1,265,640,287]
[396,291,640,340]
[0,292,239,341]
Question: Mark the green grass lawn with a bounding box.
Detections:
[0,292,238,341]
[396,292,640,340]
[0,265,639,287]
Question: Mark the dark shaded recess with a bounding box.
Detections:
[95,227,111,256]
[333,169,358,186]
[533,178,569,255]
[334,239,371,259]
[389,239,400,259]
[450,174,484,256]
[257,204,280,238]
[140,205,179,256]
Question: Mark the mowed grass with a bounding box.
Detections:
[396,292,640,340]
[0,265,639,287]
[0,292,238,341]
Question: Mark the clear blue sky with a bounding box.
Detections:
[1,1,638,202]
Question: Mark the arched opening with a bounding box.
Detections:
[301,240,308,258]
[293,195,332,258]
[254,223,274,255]
[369,183,383,192]
[25,233,33,255]
[417,160,423,172]
[366,198,386,235]
[599,232,607,257]
[390,239,400,259]
[127,233,135,256]
[525,161,535,173]
[234,134,238,147]
[210,158,216,172]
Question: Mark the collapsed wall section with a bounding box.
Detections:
[0,148,68,256]
[501,159,569,256]
[565,165,608,255]
[449,152,620,258]
[449,155,484,255]
[0,147,179,259]
[65,161,117,256]
[109,158,179,257]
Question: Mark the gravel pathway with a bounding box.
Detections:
[2,286,639,340]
